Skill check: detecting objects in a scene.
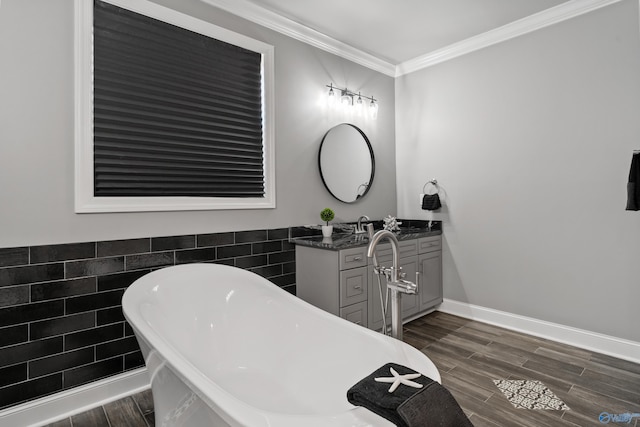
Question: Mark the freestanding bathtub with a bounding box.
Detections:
[122,263,440,427]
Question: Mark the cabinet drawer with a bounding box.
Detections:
[339,246,368,270]
[418,236,441,253]
[373,240,418,263]
[340,266,367,306]
[340,301,368,327]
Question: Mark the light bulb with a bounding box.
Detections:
[327,85,335,106]
[369,99,378,120]
[341,90,351,106]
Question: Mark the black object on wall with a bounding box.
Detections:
[626,151,640,211]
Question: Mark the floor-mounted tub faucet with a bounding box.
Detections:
[366,224,418,341]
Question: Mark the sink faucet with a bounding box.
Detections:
[366,224,418,340]
[354,215,370,234]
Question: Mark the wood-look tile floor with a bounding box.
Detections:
[45,312,640,427]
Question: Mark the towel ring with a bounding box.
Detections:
[422,179,439,195]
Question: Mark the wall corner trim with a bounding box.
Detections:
[0,368,150,427]
[395,0,624,76]
[439,299,640,365]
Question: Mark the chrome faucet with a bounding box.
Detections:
[366,224,418,340]
[354,215,370,234]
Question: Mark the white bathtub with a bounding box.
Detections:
[122,263,440,427]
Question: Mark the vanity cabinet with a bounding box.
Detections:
[295,233,442,331]
[296,245,369,327]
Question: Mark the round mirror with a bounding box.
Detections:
[318,123,375,203]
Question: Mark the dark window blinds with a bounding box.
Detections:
[93,0,265,197]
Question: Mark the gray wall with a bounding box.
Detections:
[0,0,396,248]
[396,0,640,342]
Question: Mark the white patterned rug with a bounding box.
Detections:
[493,379,570,410]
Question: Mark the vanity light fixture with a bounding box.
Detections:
[326,83,378,119]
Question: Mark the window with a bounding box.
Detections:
[74,0,275,212]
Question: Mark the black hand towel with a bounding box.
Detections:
[346,363,473,427]
[422,194,442,211]
[626,152,640,211]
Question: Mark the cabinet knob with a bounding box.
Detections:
[354,285,362,289]
[353,256,362,261]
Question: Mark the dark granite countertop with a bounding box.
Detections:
[290,220,442,251]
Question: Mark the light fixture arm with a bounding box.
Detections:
[326,84,377,104]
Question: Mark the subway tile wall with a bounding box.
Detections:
[0,228,296,410]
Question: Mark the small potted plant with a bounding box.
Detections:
[320,208,335,237]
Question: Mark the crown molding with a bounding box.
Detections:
[199,0,396,77]
[200,0,623,78]
[396,0,624,76]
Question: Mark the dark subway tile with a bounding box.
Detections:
[235,255,267,269]
[0,337,63,368]
[197,232,234,247]
[0,300,65,328]
[125,252,173,270]
[66,290,125,315]
[282,261,296,274]
[282,240,295,251]
[96,336,139,360]
[0,363,27,387]
[281,284,296,295]
[97,238,150,257]
[29,347,94,378]
[0,285,29,308]
[268,250,295,264]
[31,277,96,302]
[217,244,251,260]
[289,226,321,238]
[0,263,65,288]
[124,322,134,337]
[175,248,216,264]
[250,265,282,279]
[0,324,28,347]
[151,235,195,251]
[0,373,62,410]
[65,323,123,351]
[97,308,125,325]
[30,243,95,264]
[235,230,267,243]
[64,356,123,389]
[214,258,236,267]
[66,257,124,279]
[252,241,282,254]
[267,228,289,240]
[30,312,95,340]
[0,247,29,267]
[124,351,145,370]
[270,273,296,287]
[98,270,149,292]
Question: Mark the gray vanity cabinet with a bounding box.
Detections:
[295,233,442,331]
[295,245,368,327]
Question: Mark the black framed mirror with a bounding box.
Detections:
[318,123,375,203]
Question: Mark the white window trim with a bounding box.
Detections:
[74,0,275,213]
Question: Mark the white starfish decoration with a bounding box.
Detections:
[375,367,423,393]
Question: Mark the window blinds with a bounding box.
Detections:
[93,0,265,197]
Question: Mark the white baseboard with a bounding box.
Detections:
[0,368,151,427]
[438,299,640,365]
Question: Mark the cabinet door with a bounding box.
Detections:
[400,256,420,319]
[419,251,442,311]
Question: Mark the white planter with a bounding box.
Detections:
[321,225,333,237]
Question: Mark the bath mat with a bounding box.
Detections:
[493,380,570,410]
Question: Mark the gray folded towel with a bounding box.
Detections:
[346,363,473,427]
